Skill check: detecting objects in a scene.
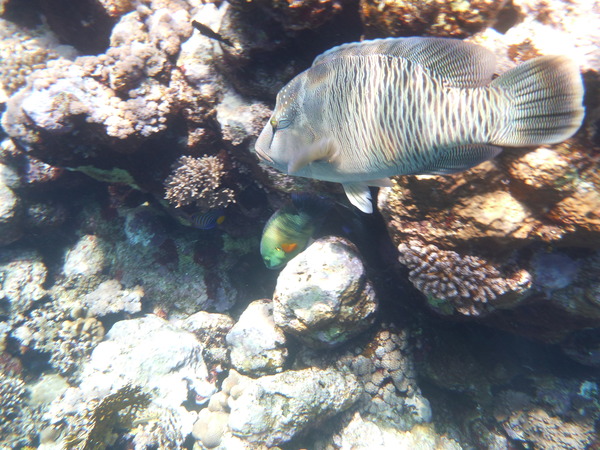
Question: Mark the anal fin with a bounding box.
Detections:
[343,182,373,214]
[422,144,502,175]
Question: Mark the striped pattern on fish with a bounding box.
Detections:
[255,37,585,213]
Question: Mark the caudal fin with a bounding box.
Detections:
[490,55,584,147]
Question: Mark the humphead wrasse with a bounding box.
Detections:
[260,193,330,270]
[255,37,585,213]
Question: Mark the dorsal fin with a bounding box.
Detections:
[312,37,497,88]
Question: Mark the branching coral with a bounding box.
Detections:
[164,155,236,209]
[0,373,26,437]
[13,301,105,379]
[53,317,105,376]
[398,239,532,316]
[63,384,151,450]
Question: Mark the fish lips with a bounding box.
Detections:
[255,125,275,164]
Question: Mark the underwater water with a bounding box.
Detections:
[0,0,599,449]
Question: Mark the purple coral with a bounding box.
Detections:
[398,240,532,316]
[164,155,236,209]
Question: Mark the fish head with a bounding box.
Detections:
[255,75,318,175]
[261,243,297,270]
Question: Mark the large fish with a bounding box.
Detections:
[255,37,585,213]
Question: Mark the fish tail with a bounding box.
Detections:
[490,55,584,147]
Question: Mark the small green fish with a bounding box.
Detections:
[260,194,330,269]
[255,37,585,213]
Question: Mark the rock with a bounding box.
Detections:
[0,250,47,318]
[228,367,362,446]
[226,298,288,376]
[470,0,600,73]
[273,236,378,348]
[192,408,229,449]
[180,311,235,367]
[192,367,361,448]
[43,315,215,447]
[0,181,22,246]
[63,234,106,279]
[216,89,272,147]
[27,373,68,406]
[315,411,463,450]
[81,279,143,316]
[494,378,599,450]
[265,0,344,31]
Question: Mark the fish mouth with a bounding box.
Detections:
[255,146,275,164]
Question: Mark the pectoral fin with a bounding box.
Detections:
[422,144,502,175]
[343,182,373,214]
[287,138,340,174]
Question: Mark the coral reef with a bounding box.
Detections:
[359,0,506,39]
[0,373,26,440]
[180,311,235,368]
[81,279,143,317]
[13,299,105,378]
[470,0,600,73]
[267,0,345,31]
[0,0,598,447]
[43,315,216,447]
[0,250,48,319]
[378,139,600,337]
[0,18,72,99]
[397,239,532,316]
[63,234,107,279]
[295,323,432,434]
[62,384,151,450]
[314,411,462,449]
[193,367,362,448]
[0,174,22,245]
[494,377,600,450]
[164,155,236,210]
[273,236,378,348]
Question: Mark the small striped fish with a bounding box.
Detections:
[255,37,585,213]
[189,209,226,230]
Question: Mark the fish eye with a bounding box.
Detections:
[270,117,278,129]
[277,117,291,130]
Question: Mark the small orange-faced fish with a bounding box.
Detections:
[260,193,330,269]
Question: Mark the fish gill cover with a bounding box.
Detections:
[0,0,599,448]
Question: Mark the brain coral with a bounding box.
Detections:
[398,239,532,316]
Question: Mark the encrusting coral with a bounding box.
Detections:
[397,239,532,316]
[164,155,236,209]
[0,18,71,100]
